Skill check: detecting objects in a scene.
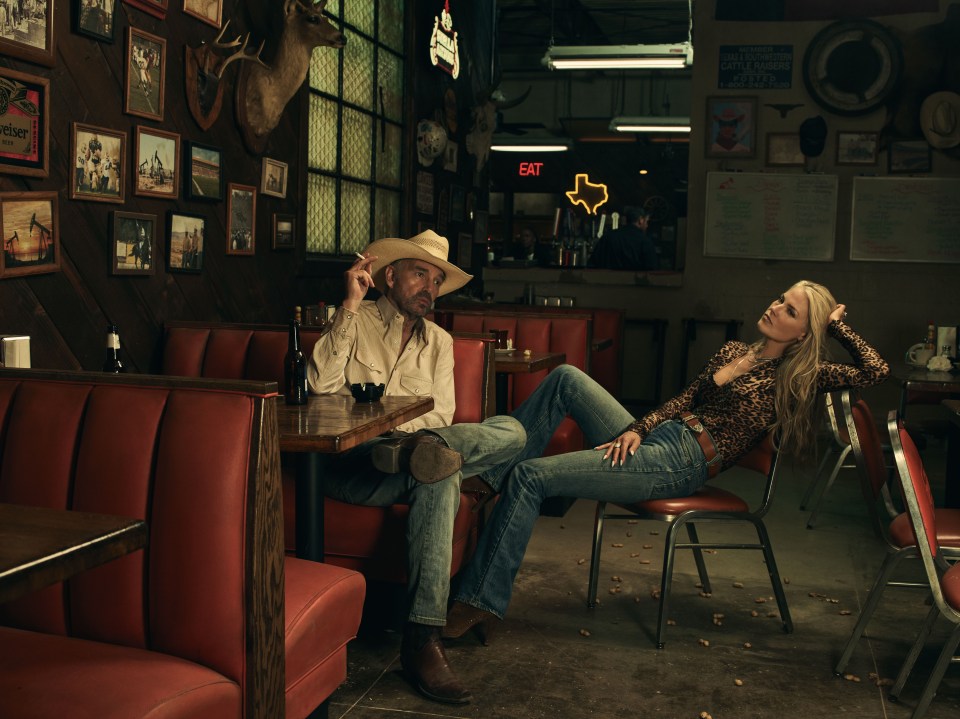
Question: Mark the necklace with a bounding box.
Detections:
[732,350,776,375]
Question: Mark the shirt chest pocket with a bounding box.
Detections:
[399,374,433,396]
[353,347,384,378]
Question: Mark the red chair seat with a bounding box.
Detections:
[943,563,960,609]
[621,486,750,515]
[889,509,960,548]
[0,626,240,719]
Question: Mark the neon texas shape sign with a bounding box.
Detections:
[564,173,609,214]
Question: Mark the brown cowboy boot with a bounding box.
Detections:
[400,622,471,704]
[372,431,463,483]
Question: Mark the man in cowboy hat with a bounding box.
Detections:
[307,229,526,705]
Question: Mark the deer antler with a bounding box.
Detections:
[214,26,270,79]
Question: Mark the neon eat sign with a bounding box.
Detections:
[518,161,543,176]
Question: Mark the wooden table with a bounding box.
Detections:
[892,361,960,427]
[493,350,566,414]
[944,399,960,508]
[0,503,147,604]
[275,394,435,561]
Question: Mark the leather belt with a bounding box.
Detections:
[680,412,721,479]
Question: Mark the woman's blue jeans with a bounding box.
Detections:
[455,365,710,618]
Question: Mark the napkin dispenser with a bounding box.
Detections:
[0,335,30,368]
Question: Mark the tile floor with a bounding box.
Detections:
[327,436,959,719]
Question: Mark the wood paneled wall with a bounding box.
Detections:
[0,0,342,372]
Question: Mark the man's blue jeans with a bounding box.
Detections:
[456,365,710,618]
[322,415,526,625]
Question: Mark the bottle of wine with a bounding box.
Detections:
[102,324,125,373]
[284,318,308,405]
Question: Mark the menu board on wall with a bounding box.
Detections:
[704,172,837,261]
[850,177,960,263]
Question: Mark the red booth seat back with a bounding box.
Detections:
[0,369,284,717]
[443,311,593,456]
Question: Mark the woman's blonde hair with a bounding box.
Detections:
[760,280,836,456]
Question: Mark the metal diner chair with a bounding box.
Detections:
[833,391,960,676]
[800,391,856,528]
[587,433,792,649]
[885,412,960,719]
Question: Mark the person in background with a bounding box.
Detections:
[441,280,889,644]
[306,229,526,706]
[507,226,549,266]
[588,205,657,270]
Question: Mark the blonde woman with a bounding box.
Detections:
[444,281,890,639]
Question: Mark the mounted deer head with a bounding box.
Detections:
[185,21,267,131]
[236,0,346,154]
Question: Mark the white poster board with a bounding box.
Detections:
[704,172,837,261]
[850,177,960,263]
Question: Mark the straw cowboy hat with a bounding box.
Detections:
[920,91,960,149]
[365,229,473,296]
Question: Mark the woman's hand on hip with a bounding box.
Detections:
[597,430,641,466]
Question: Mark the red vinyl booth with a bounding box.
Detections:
[0,369,364,719]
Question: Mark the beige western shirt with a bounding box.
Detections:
[306,294,455,432]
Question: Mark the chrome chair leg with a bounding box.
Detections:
[889,603,940,701]
[806,445,853,528]
[909,624,960,719]
[655,517,685,649]
[800,446,837,510]
[587,502,606,608]
[685,522,712,594]
[834,551,909,674]
[753,517,793,633]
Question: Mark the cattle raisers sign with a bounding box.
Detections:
[718,45,793,89]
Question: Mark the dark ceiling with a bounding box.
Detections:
[497,0,693,72]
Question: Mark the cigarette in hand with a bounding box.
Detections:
[355,252,366,261]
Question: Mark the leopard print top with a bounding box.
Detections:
[626,320,890,469]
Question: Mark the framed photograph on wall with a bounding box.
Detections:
[75,0,118,42]
[183,0,223,28]
[185,141,223,201]
[260,157,288,198]
[705,96,757,159]
[123,0,167,19]
[134,126,180,199]
[70,123,125,203]
[0,0,55,66]
[836,131,879,165]
[110,211,156,275]
[888,140,932,174]
[0,68,49,179]
[226,183,256,255]
[125,27,166,121]
[272,213,295,250]
[765,133,804,167]
[167,210,205,273]
[0,191,59,279]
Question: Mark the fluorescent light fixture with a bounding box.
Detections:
[610,116,692,133]
[542,42,693,70]
[490,138,571,152]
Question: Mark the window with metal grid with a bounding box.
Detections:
[306,0,404,257]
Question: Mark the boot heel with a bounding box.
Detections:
[372,442,403,474]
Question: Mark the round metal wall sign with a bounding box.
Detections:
[802,19,903,116]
